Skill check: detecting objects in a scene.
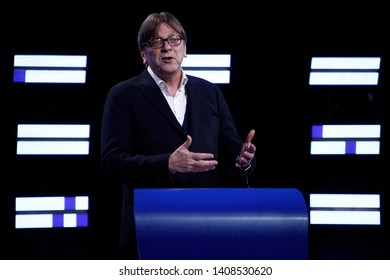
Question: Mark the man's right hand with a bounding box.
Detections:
[168,135,218,173]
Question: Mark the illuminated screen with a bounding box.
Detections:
[17,124,90,155]
[13,54,87,84]
[15,196,89,229]
[309,57,381,85]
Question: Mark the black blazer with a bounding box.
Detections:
[100,69,256,251]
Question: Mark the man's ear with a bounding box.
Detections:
[140,51,147,64]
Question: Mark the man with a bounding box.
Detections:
[100,11,256,259]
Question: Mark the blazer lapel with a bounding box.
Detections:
[185,83,201,139]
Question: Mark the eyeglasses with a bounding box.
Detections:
[146,35,184,49]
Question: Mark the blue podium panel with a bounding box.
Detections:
[134,188,308,260]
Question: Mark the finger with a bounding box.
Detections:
[192,152,215,161]
[180,135,192,150]
[245,129,255,145]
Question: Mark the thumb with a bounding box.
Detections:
[180,135,192,150]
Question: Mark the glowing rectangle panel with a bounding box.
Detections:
[355,141,381,154]
[16,196,89,211]
[15,214,53,228]
[310,210,380,225]
[309,72,379,85]
[13,54,87,83]
[17,124,90,138]
[15,214,88,228]
[310,141,380,155]
[17,141,89,155]
[75,196,89,210]
[182,54,231,84]
[63,213,77,227]
[310,194,380,208]
[311,57,381,69]
[310,193,381,225]
[182,54,231,67]
[17,124,90,155]
[183,70,230,84]
[310,141,346,154]
[309,56,380,85]
[311,124,381,155]
[14,55,87,67]
[312,125,381,138]
[15,196,89,229]
[15,69,86,83]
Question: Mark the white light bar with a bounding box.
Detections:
[182,54,231,84]
[310,211,381,225]
[183,70,230,84]
[310,193,380,225]
[309,57,381,85]
[17,124,90,138]
[16,124,90,155]
[16,196,89,211]
[15,196,89,229]
[313,125,381,138]
[13,54,87,84]
[16,214,54,228]
[310,141,380,155]
[310,194,380,208]
[311,57,381,69]
[309,72,379,85]
[14,55,87,67]
[17,141,89,155]
[182,54,231,67]
[20,70,86,83]
[15,213,86,228]
[310,124,381,155]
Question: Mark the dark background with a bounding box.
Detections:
[0,2,388,259]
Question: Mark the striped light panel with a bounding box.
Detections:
[182,54,231,84]
[15,196,89,229]
[309,57,381,85]
[17,124,90,155]
[13,54,87,83]
[310,124,381,155]
[310,193,381,225]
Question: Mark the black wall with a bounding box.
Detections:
[0,3,389,259]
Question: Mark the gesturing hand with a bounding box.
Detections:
[168,135,218,173]
[236,129,256,170]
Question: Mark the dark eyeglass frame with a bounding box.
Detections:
[146,35,184,49]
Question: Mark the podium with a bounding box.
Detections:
[134,188,308,259]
